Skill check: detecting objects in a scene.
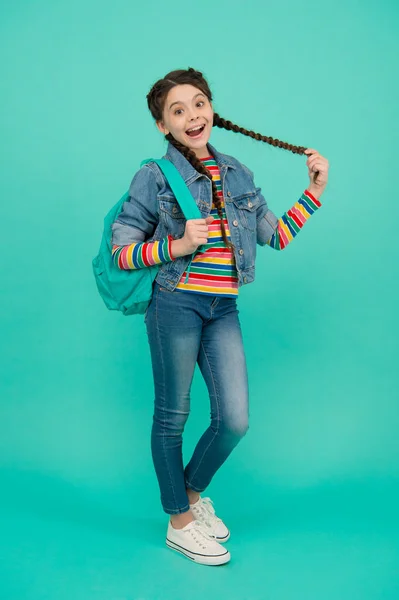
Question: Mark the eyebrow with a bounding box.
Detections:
[169,93,205,110]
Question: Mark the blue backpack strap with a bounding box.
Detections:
[140,158,202,220]
[141,158,216,283]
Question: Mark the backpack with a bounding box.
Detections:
[92,158,202,316]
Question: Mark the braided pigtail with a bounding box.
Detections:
[146,66,319,210]
[213,112,306,154]
[165,133,234,250]
[212,112,320,181]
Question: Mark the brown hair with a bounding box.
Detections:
[146,67,311,249]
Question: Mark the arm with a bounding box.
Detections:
[266,189,322,250]
[112,235,175,270]
[111,164,177,270]
[112,231,203,269]
[111,164,220,269]
[111,164,163,247]
[240,163,322,248]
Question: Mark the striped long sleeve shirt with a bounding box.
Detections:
[112,156,322,296]
[267,188,321,250]
[112,233,175,270]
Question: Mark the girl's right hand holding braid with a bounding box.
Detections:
[171,216,214,257]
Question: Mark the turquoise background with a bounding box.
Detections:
[1,0,398,598]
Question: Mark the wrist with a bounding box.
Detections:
[307,185,325,201]
[171,237,189,258]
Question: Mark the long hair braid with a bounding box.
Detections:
[146,67,314,248]
[164,133,233,249]
[212,112,307,154]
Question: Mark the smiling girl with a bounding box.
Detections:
[111,68,329,566]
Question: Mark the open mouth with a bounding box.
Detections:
[186,124,206,138]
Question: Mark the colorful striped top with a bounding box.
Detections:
[112,233,175,270]
[174,156,238,297]
[267,188,321,250]
[111,157,322,296]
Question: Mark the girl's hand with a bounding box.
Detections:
[304,148,329,197]
[182,216,214,253]
[171,216,215,257]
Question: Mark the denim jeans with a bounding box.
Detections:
[144,282,249,515]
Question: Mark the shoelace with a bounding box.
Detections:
[191,519,214,541]
[192,497,222,531]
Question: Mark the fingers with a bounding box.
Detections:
[305,149,320,167]
[185,217,214,244]
[307,157,323,171]
[305,150,329,173]
[308,160,320,171]
[188,217,214,223]
[187,218,214,233]
[187,223,211,232]
[304,148,318,155]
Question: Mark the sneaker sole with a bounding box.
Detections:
[213,531,230,543]
[166,538,231,565]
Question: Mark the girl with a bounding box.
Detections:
[111,68,329,566]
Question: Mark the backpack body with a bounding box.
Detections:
[92,158,201,316]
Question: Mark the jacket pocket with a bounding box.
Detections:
[231,191,260,231]
[159,196,186,219]
[159,196,186,237]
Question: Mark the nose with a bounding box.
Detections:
[188,110,199,121]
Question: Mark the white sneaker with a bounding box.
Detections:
[166,519,231,566]
[190,496,230,543]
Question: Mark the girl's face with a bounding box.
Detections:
[156,84,214,159]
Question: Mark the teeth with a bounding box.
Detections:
[187,125,204,133]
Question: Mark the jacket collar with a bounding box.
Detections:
[164,140,236,184]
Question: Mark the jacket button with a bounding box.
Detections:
[244,277,247,283]
[172,206,178,213]
[248,201,253,208]
[239,249,244,255]
[233,220,238,227]
[227,191,231,197]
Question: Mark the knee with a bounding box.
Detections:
[234,421,249,438]
[153,411,190,435]
[223,419,249,439]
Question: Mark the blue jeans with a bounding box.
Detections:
[144,282,249,515]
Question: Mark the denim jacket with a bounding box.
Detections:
[111,141,279,291]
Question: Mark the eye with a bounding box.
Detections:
[174,100,204,115]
